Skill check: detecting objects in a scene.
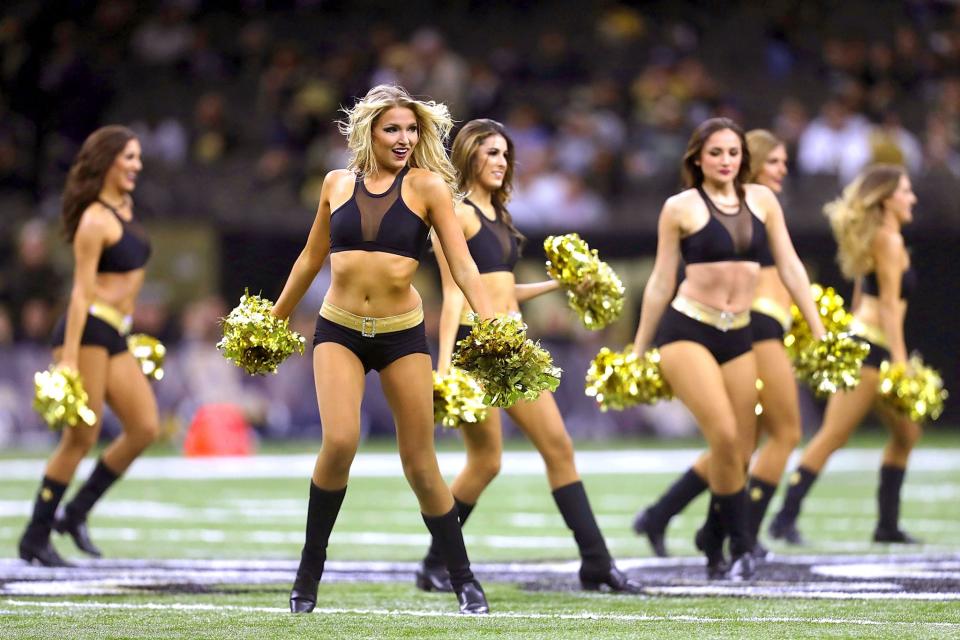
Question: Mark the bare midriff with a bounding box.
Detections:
[754,266,792,311]
[462,271,518,316]
[92,270,146,314]
[680,260,760,312]
[854,295,907,332]
[326,251,423,317]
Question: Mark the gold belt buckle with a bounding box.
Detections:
[717,310,734,332]
[361,317,377,338]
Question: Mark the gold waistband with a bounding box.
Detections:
[849,319,889,349]
[320,300,423,337]
[751,297,792,332]
[671,295,750,332]
[89,302,132,335]
[459,308,522,326]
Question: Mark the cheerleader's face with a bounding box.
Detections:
[105,138,142,194]
[472,134,509,193]
[884,174,916,224]
[698,128,742,186]
[371,107,419,172]
[757,144,788,194]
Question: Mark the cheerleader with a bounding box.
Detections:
[769,164,922,545]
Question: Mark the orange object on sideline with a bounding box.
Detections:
[183,403,253,457]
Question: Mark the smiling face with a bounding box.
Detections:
[104,138,142,194]
[698,128,742,187]
[471,134,509,193]
[883,173,917,225]
[371,106,419,172]
[756,143,788,193]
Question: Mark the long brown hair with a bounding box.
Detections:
[61,125,138,242]
[824,164,905,279]
[681,117,751,200]
[450,119,525,249]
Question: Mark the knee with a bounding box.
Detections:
[466,453,501,486]
[400,457,443,497]
[132,420,161,447]
[540,431,575,470]
[60,430,98,457]
[769,421,802,451]
[708,421,740,463]
[320,433,359,474]
[890,422,922,452]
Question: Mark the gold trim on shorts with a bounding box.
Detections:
[751,297,792,332]
[459,308,522,326]
[88,302,132,335]
[320,300,423,337]
[670,295,750,332]
[849,318,889,349]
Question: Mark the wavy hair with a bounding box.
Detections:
[450,119,525,248]
[824,164,905,279]
[745,129,784,184]
[338,85,459,197]
[681,117,751,200]
[61,125,137,242]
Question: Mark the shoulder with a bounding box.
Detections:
[663,189,702,216]
[406,167,448,192]
[75,202,115,238]
[744,182,776,202]
[323,169,356,189]
[744,183,779,221]
[872,227,906,257]
[453,199,476,219]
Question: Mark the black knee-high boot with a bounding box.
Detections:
[416,497,474,592]
[715,488,755,579]
[289,482,347,613]
[746,476,778,545]
[553,481,641,593]
[422,506,488,614]
[53,458,121,558]
[633,467,707,558]
[768,466,817,545]
[873,465,919,543]
[19,476,69,566]
[694,494,726,579]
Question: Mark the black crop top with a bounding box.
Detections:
[329,166,430,261]
[861,266,916,300]
[97,199,151,273]
[464,200,519,274]
[681,187,768,264]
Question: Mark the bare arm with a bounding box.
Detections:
[515,279,561,303]
[633,200,682,354]
[850,277,863,313]
[59,209,109,370]
[762,189,826,339]
[873,231,908,363]
[431,232,466,375]
[425,175,492,319]
[271,172,334,319]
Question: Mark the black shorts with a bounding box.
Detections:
[654,306,753,365]
[313,316,430,373]
[51,313,128,355]
[751,310,785,344]
[860,338,891,370]
[455,324,472,344]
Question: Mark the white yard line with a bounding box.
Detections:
[1,448,958,480]
[3,599,959,626]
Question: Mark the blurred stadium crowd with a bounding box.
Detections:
[1,0,958,445]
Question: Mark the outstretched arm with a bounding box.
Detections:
[271,172,335,319]
[515,280,561,303]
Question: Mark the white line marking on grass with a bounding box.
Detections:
[2,449,959,480]
[4,599,959,627]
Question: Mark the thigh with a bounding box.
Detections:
[802,367,878,470]
[721,350,759,460]
[506,391,572,459]
[54,345,109,447]
[313,342,366,447]
[105,351,158,433]
[461,409,504,460]
[873,398,922,445]
[660,341,736,441]
[754,340,800,436]
[378,352,436,459]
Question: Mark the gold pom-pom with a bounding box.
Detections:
[544,233,625,330]
[584,347,672,411]
[217,291,306,375]
[792,331,870,396]
[879,355,948,422]
[33,366,97,430]
[451,314,562,408]
[127,333,166,381]
[433,367,489,429]
[784,283,853,363]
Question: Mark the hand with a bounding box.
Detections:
[437,363,450,377]
[573,274,595,297]
[56,358,79,374]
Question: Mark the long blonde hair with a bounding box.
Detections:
[745,129,783,183]
[824,164,905,279]
[338,85,459,197]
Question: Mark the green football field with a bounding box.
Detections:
[1,432,959,639]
